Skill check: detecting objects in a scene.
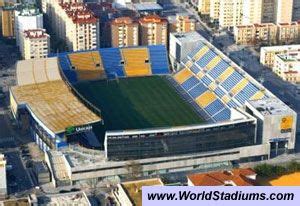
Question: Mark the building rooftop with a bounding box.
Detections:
[11,80,101,134]
[133,3,163,12]
[187,169,256,186]
[248,98,295,116]
[121,178,164,206]
[60,2,97,24]
[23,29,49,39]
[17,4,41,16]
[111,17,136,25]
[171,31,205,43]
[260,44,300,52]
[139,14,167,24]
[16,58,61,86]
[277,54,300,62]
[37,192,90,206]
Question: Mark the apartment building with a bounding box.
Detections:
[46,0,98,51]
[1,5,15,37]
[139,15,168,46]
[168,14,196,33]
[219,0,243,28]
[234,23,277,45]
[274,0,293,24]
[260,44,300,68]
[20,29,50,60]
[0,154,7,200]
[198,0,210,15]
[110,17,139,48]
[261,0,275,23]
[242,0,263,25]
[209,0,220,23]
[293,0,300,21]
[277,22,299,44]
[261,0,293,24]
[273,53,300,83]
[14,4,43,46]
[234,22,300,45]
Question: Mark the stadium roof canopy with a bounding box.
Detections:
[16,58,61,85]
[133,3,163,12]
[11,58,101,135]
[11,80,101,134]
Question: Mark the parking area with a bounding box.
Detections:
[4,150,34,195]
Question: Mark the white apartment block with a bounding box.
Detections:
[0,154,7,199]
[45,0,98,51]
[274,53,300,83]
[14,5,43,46]
[20,29,50,60]
[242,0,263,25]
[260,44,300,68]
[219,0,243,28]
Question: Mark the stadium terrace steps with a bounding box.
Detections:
[100,48,125,78]
[121,48,152,77]
[196,91,217,108]
[148,45,170,75]
[174,68,193,84]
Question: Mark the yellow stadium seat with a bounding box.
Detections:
[230,78,248,95]
[251,91,265,100]
[209,82,217,91]
[196,91,216,108]
[68,51,103,71]
[206,56,222,70]
[174,68,193,84]
[218,66,235,82]
[221,95,231,103]
[194,47,209,61]
[121,48,151,77]
[186,60,193,68]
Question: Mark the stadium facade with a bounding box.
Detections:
[10,36,297,186]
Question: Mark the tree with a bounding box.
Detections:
[125,160,143,179]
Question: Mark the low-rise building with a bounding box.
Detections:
[168,14,196,33]
[234,23,277,45]
[20,29,50,60]
[273,54,300,83]
[234,22,300,45]
[37,192,90,206]
[260,44,300,68]
[0,154,7,199]
[110,17,139,48]
[187,168,257,186]
[113,178,164,206]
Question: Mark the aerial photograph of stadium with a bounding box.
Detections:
[0,0,300,205]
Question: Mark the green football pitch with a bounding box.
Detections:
[74,76,204,130]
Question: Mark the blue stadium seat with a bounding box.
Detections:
[148,45,170,74]
[208,60,229,79]
[196,50,216,68]
[201,75,212,86]
[99,48,125,78]
[213,108,231,121]
[205,99,225,116]
[190,64,200,75]
[188,83,208,99]
[227,100,239,108]
[221,71,244,91]
[181,76,200,91]
[214,87,226,97]
[58,55,78,84]
[235,83,259,104]
[188,42,205,59]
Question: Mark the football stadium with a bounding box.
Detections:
[9,37,297,186]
